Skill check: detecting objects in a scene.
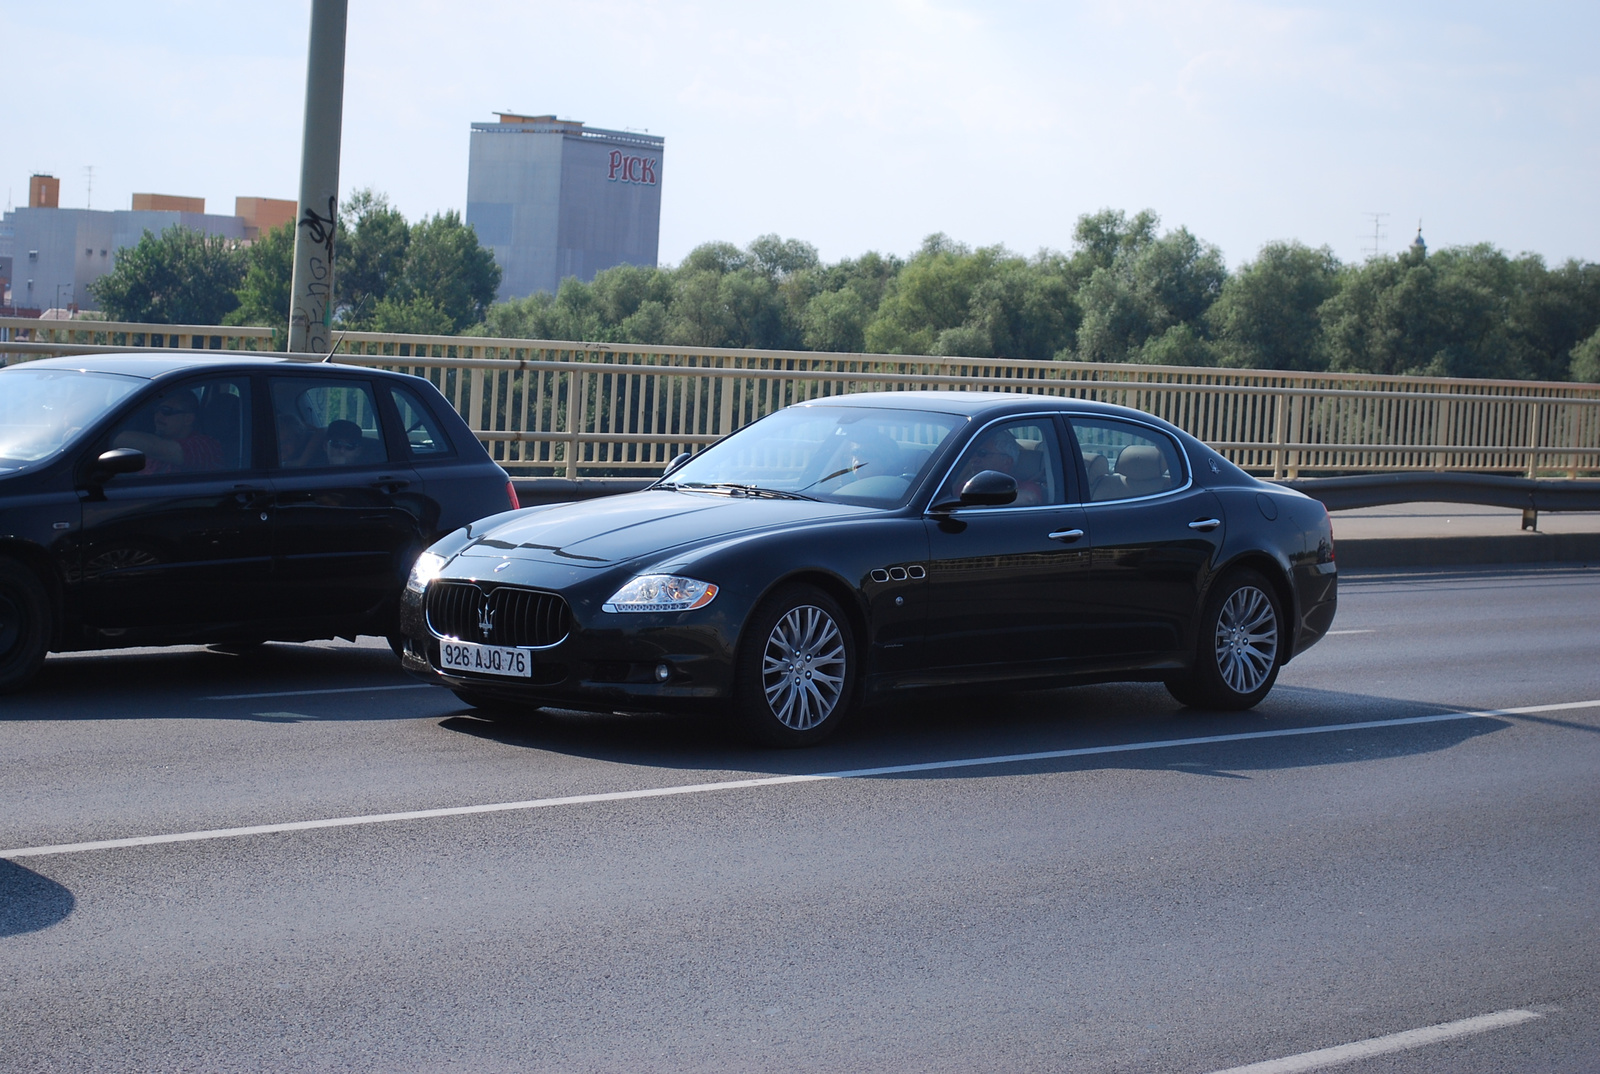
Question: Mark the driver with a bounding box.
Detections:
[953,429,1043,506]
[112,390,223,475]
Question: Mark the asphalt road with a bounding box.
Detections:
[3,565,1599,1073]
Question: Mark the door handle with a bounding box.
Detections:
[370,477,411,493]
[1188,518,1222,531]
[1048,528,1085,543]
[231,485,271,505]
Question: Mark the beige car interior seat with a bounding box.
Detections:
[1114,444,1171,497]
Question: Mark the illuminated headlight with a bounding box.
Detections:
[405,551,448,595]
[603,575,718,613]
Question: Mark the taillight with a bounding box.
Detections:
[506,480,520,510]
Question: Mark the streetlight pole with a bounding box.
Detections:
[287,0,348,354]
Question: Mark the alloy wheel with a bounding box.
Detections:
[761,604,847,730]
[1213,585,1279,695]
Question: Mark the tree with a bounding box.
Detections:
[393,210,501,334]
[336,189,411,321]
[864,235,999,355]
[1073,218,1225,364]
[1207,242,1341,370]
[224,221,295,332]
[1571,327,1600,382]
[90,226,245,325]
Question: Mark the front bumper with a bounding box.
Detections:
[399,581,737,713]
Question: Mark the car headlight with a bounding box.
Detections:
[602,574,718,613]
[405,551,448,595]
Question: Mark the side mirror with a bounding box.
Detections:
[930,469,1017,512]
[961,470,1018,506]
[90,448,146,482]
[663,451,692,477]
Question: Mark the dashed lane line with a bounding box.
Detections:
[1202,1007,1544,1074]
[4,699,1597,861]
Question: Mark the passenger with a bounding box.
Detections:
[276,411,326,468]
[324,419,366,467]
[955,430,1044,506]
[112,391,223,475]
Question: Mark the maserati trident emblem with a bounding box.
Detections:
[477,599,496,637]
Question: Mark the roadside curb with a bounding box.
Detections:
[1335,532,1600,569]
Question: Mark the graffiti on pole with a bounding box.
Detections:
[291,195,338,353]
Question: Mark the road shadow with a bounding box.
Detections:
[438,682,1512,785]
[0,860,74,937]
[3,641,435,723]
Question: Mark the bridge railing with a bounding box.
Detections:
[6,316,1599,479]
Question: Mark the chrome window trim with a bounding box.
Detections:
[1063,411,1195,508]
[922,412,1076,517]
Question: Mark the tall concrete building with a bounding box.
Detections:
[466,113,663,300]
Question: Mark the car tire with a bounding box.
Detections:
[1166,568,1283,711]
[733,584,855,747]
[0,558,51,694]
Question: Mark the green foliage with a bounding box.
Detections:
[224,221,295,333]
[1207,242,1341,370]
[336,189,410,320]
[1072,216,1227,364]
[90,226,245,325]
[1572,327,1600,382]
[364,295,455,335]
[455,210,1599,384]
[391,210,501,334]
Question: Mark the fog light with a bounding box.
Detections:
[654,663,671,683]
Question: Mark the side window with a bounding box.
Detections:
[389,384,455,459]
[271,377,387,469]
[1069,418,1185,502]
[937,419,1066,507]
[106,377,251,477]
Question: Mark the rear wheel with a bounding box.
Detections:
[0,558,51,694]
[733,584,855,747]
[1166,568,1282,711]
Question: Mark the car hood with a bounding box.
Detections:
[454,489,878,568]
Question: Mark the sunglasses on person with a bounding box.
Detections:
[155,403,194,417]
[327,439,360,452]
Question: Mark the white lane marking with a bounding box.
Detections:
[1203,1007,1543,1074]
[5,699,1597,861]
[201,684,439,701]
[1325,629,1375,635]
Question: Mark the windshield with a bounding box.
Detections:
[0,368,144,466]
[664,405,963,507]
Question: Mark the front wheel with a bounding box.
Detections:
[1166,569,1283,711]
[0,558,51,694]
[733,584,855,747]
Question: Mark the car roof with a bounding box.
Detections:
[8,353,385,380]
[793,389,1173,423]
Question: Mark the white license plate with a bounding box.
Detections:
[438,640,532,678]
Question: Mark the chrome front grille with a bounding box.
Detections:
[425,581,571,649]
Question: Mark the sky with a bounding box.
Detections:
[4,0,1596,271]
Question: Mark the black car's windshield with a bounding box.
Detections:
[662,406,963,507]
[0,368,144,467]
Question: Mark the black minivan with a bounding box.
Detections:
[0,354,517,692]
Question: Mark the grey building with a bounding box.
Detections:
[466,114,663,300]
[0,205,245,315]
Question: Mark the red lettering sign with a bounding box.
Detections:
[606,153,659,186]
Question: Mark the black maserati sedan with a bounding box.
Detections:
[0,353,517,692]
[398,391,1337,746]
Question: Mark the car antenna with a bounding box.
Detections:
[320,328,348,363]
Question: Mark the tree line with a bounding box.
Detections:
[91,197,1600,382]
[90,189,501,341]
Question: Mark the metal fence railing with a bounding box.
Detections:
[6,316,1600,479]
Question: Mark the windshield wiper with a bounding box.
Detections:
[675,481,816,501]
